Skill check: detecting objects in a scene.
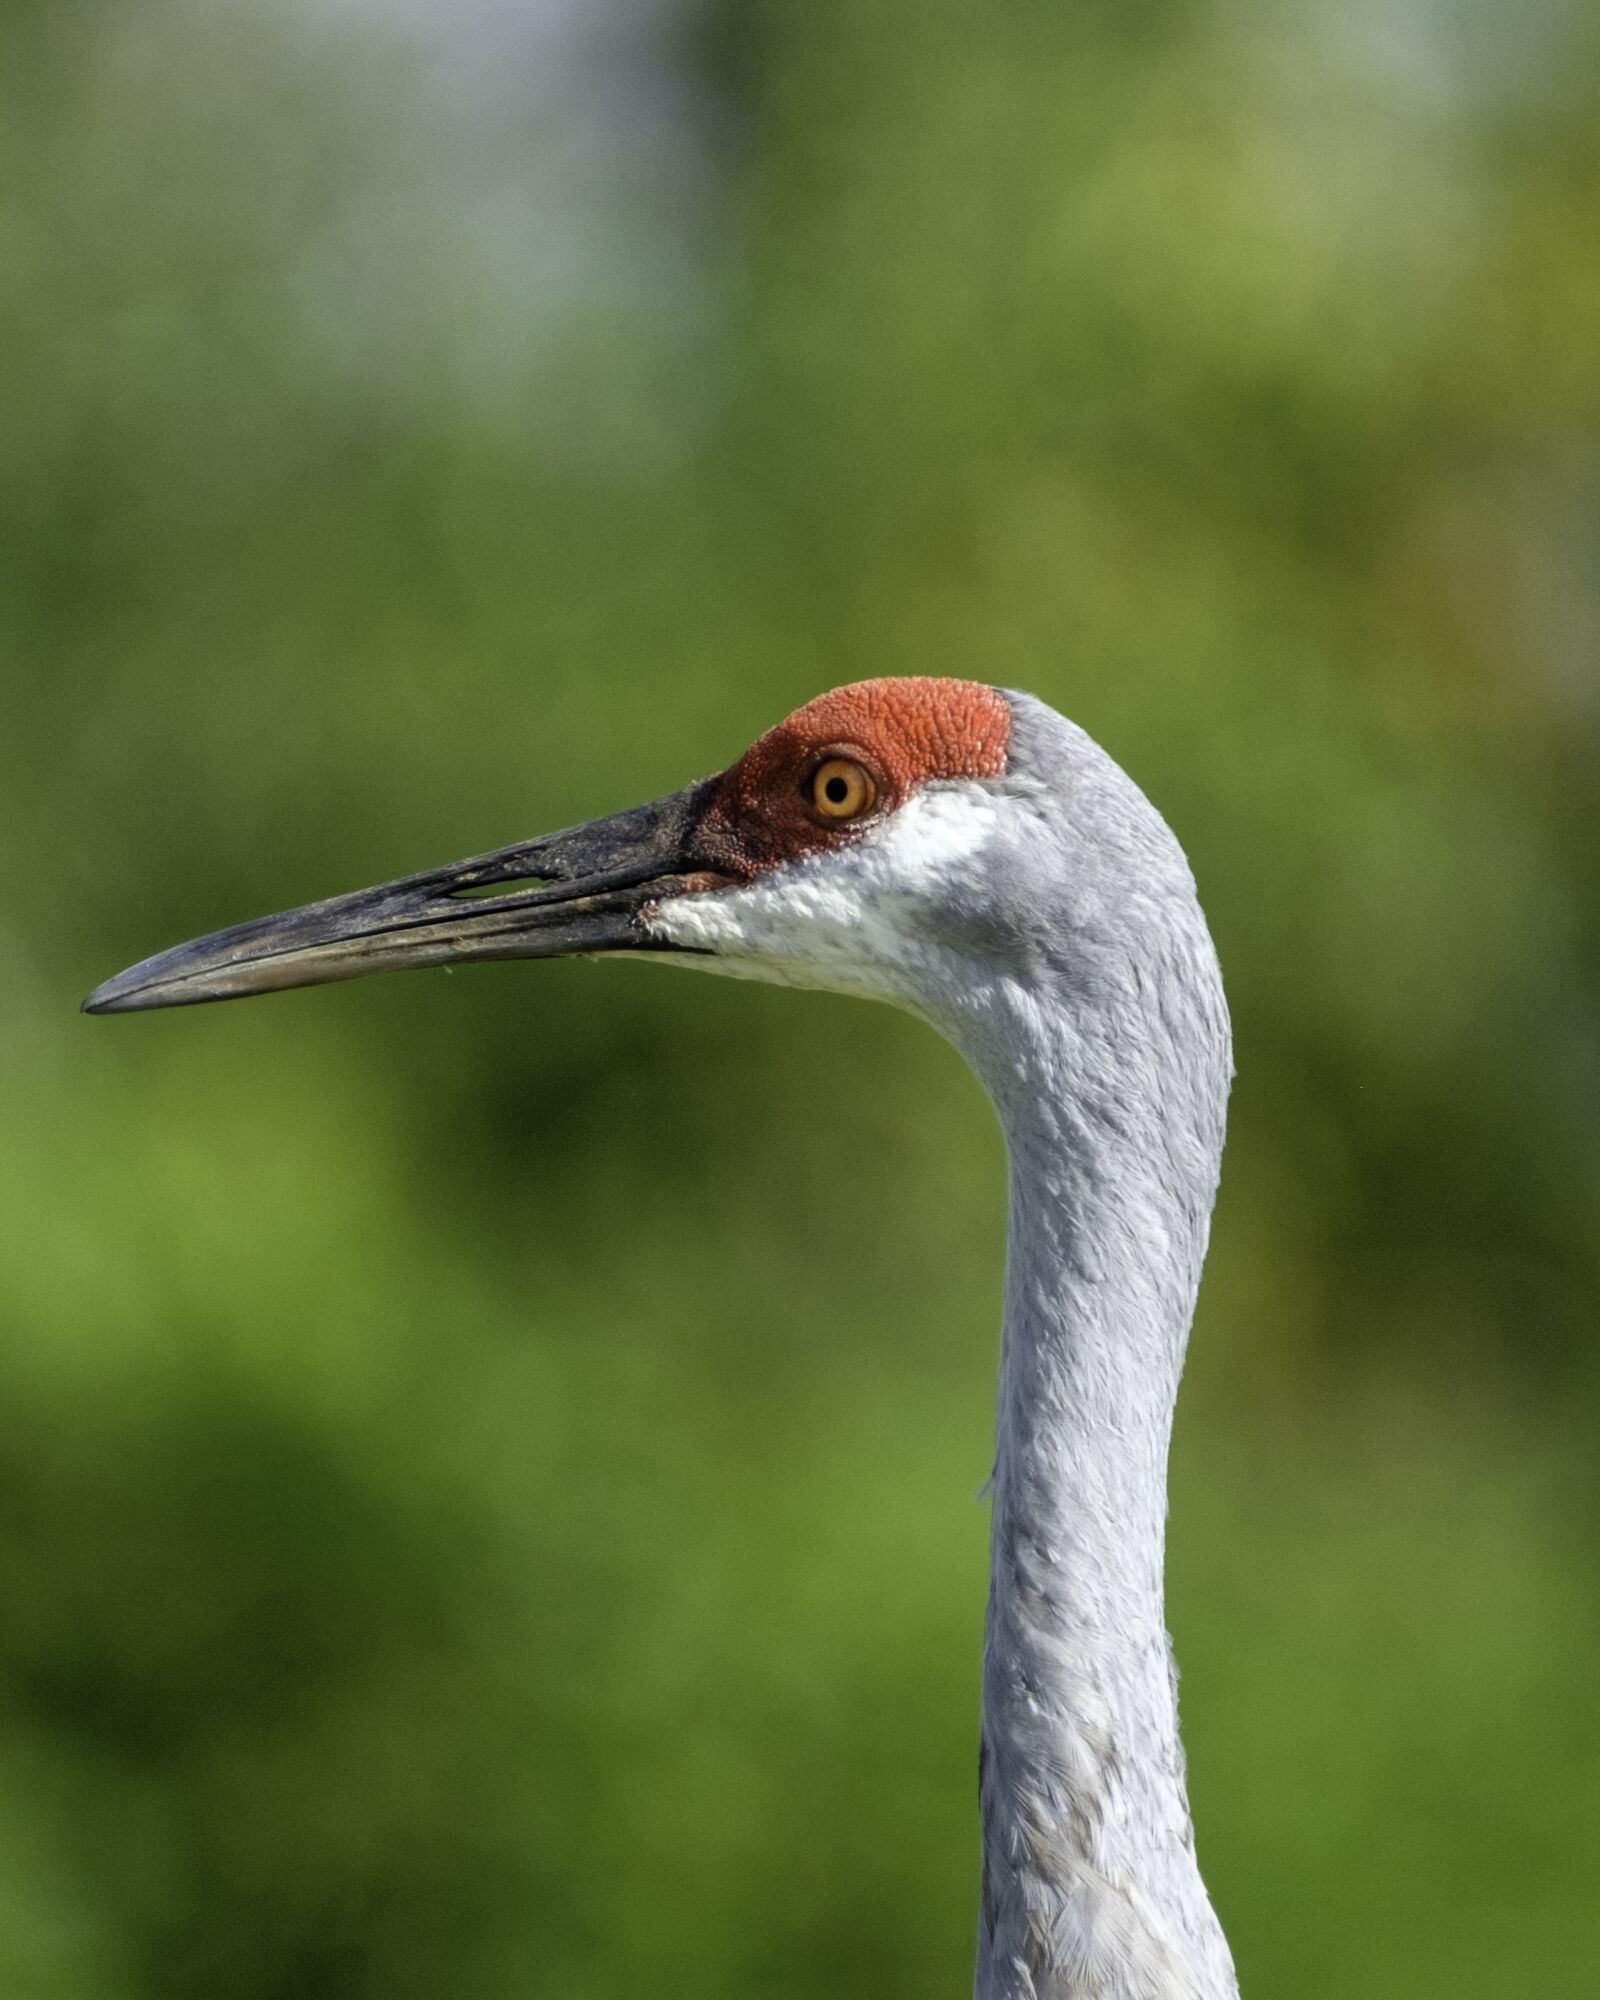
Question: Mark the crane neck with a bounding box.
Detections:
[951,941,1237,2000]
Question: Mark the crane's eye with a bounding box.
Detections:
[809,757,877,821]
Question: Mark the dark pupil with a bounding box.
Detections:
[824,775,850,804]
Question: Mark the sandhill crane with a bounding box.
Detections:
[86,678,1238,2000]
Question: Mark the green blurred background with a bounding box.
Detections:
[5,1,1599,1994]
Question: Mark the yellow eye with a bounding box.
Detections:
[810,757,877,821]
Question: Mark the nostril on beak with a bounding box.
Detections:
[448,875,559,901]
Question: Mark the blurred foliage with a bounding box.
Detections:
[3,1,1600,1995]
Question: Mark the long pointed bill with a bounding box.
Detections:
[83,781,729,1016]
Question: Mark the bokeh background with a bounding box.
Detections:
[5,1,1599,1994]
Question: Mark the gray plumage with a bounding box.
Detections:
[656,694,1238,1996]
[963,699,1236,1998]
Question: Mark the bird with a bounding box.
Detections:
[85,676,1238,2000]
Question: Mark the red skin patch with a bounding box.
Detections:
[691,677,1011,881]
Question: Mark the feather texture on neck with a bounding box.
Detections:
[956,868,1236,2000]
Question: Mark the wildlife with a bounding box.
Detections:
[86,677,1238,2000]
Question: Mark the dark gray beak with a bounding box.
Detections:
[83,780,726,1015]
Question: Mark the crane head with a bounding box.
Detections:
[83,677,1193,1025]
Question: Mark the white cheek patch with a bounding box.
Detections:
[878,781,1001,883]
[647,782,999,997]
